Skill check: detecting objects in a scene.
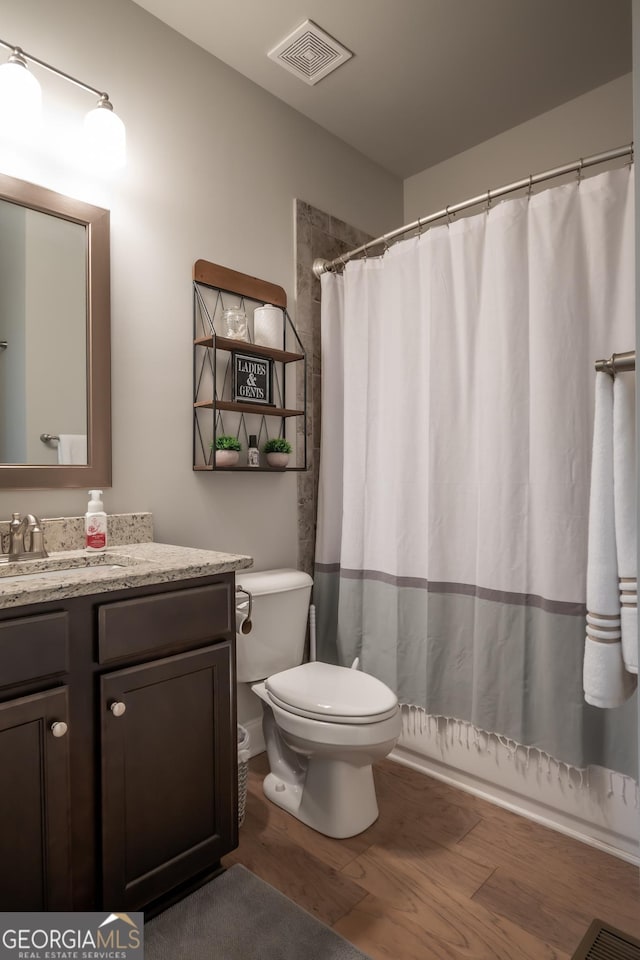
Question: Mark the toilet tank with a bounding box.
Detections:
[235,569,313,683]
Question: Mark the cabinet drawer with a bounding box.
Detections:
[98,582,232,664]
[0,612,69,689]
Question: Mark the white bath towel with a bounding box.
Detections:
[586,374,619,617]
[620,606,638,673]
[613,373,638,673]
[583,372,636,707]
[583,636,637,708]
[57,434,87,465]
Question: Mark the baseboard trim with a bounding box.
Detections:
[391,744,640,867]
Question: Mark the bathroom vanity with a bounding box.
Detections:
[0,518,252,913]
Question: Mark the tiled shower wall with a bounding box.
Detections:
[294,200,372,575]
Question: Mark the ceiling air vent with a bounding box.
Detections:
[268,20,352,86]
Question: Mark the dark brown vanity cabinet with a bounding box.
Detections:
[0,686,72,909]
[0,573,238,913]
[0,611,72,910]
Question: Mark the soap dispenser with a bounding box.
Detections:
[85,489,107,552]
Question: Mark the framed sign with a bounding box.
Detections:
[232,352,273,405]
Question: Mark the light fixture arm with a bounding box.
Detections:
[0,35,126,171]
[0,37,109,102]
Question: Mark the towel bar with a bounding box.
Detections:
[40,433,60,443]
[594,350,635,377]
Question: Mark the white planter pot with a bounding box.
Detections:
[215,449,239,467]
[265,452,289,468]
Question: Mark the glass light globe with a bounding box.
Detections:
[84,98,126,171]
[0,55,42,137]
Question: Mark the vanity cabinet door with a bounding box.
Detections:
[0,687,72,909]
[100,642,236,909]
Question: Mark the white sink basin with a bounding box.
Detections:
[0,563,126,585]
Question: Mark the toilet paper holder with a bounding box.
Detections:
[235,584,253,634]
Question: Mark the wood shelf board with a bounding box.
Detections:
[193,465,290,473]
[194,400,304,418]
[194,335,304,364]
[193,260,287,308]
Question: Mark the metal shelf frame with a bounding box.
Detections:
[192,260,308,473]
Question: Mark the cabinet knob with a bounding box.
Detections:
[51,721,68,738]
[110,701,126,718]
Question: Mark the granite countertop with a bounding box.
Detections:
[0,541,253,610]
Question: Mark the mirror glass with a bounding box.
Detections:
[0,174,111,489]
[0,201,87,464]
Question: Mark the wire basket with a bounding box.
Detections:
[237,724,250,827]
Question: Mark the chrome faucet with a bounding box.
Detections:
[6,513,48,561]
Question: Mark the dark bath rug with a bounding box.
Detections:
[145,863,371,960]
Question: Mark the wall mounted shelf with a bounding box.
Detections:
[193,260,308,472]
[194,335,304,366]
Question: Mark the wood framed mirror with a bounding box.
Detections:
[0,173,111,489]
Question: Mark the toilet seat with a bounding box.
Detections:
[265,661,398,724]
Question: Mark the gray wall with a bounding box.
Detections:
[0,0,402,569]
[404,74,632,221]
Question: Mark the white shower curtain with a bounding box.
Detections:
[315,167,637,775]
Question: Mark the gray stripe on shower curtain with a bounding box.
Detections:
[313,568,638,778]
[315,562,587,616]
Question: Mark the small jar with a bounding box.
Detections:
[222,306,248,341]
[247,435,259,467]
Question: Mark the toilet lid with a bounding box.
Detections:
[265,661,398,724]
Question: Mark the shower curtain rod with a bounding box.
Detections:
[594,350,636,377]
[312,143,634,277]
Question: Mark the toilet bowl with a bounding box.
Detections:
[235,568,401,839]
[252,661,401,838]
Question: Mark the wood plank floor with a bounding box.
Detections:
[223,753,640,960]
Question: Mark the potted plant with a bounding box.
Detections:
[212,435,241,467]
[263,437,292,468]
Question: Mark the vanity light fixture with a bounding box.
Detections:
[0,38,126,170]
[0,48,41,134]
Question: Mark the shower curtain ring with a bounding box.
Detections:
[446,205,453,226]
[486,189,492,213]
[577,158,584,184]
[527,174,533,199]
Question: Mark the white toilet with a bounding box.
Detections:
[236,568,401,838]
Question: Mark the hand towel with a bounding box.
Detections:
[613,372,638,673]
[57,434,87,465]
[583,373,636,706]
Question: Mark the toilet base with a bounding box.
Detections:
[262,757,379,839]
